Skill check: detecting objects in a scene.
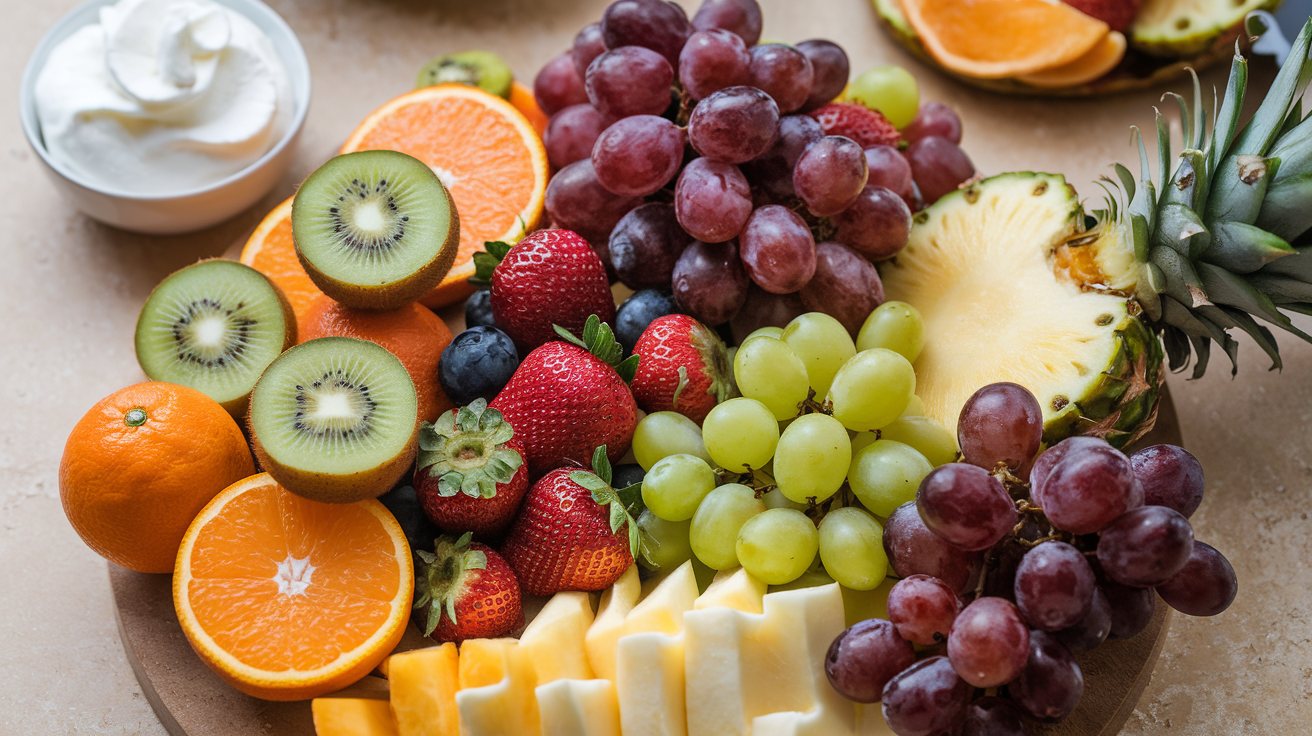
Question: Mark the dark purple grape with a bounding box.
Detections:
[728,284,806,342]
[572,23,608,78]
[917,463,1017,552]
[674,158,752,243]
[1155,541,1237,616]
[1014,541,1095,631]
[1130,444,1205,518]
[957,383,1042,473]
[739,205,816,293]
[544,159,643,237]
[535,52,590,117]
[793,135,868,217]
[691,0,762,45]
[1029,436,1109,507]
[962,696,1025,736]
[679,29,751,100]
[906,136,976,205]
[796,39,849,111]
[1057,586,1111,652]
[825,618,917,703]
[1011,630,1083,722]
[947,597,1030,687]
[1103,580,1156,639]
[601,0,693,67]
[687,86,780,164]
[608,203,691,290]
[585,46,674,121]
[1038,442,1143,535]
[881,656,972,736]
[798,241,884,335]
[831,185,912,261]
[616,289,680,355]
[1097,506,1194,588]
[671,239,749,324]
[883,501,984,595]
[591,115,684,197]
[864,145,914,201]
[749,43,814,113]
[887,574,961,646]
[741,114,823,199]
[903,101,963,145]
[981,516,1044,602]
[544,104,607,171]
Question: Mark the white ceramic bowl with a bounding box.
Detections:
[18,0,311,235]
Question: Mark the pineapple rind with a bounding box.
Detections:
[1130,0,1280,57]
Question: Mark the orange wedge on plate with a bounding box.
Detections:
[239,198,325,336]
[342,85,549,309]
[1018,30,1127,88]
[901,0,1110,79]
[174,473,413,701]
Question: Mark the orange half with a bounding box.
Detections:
[174,473,413,701]
[901,0,1110,79]
[239,198,325,337]
[1017,30,1127,88]
[342,85,549,309]
[510,81,549,138]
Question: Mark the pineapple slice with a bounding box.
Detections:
[1130,0,1278,56]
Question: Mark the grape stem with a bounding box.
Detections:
[796,388,834,417]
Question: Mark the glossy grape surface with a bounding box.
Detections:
[638,510,694,573]
[798,242,885,336]
[736,508,819,584]
[642,454,717,522]
[856,301,925,362]
[818,507,888,590]
[1155,541,1237,617]
[592,115,685,197]
[600,0,693,67]
[878,415,958,468]
[1014,541,1095,631]
[739,205,817,293]
[781,312,856,397]
[535,52,590,116]
[902,101,963,145]
[881,656,971,734]
[749,43,814,113]
[679,28,751,100]
[687,86,780,164]
[608,204,691,290]
[796,39,849,111]
[887,574,960,645]
[742,114,823,199]
[1036,441,1143,535]
[671,239,750,325]
[825,618,916,703]
[917,463,1016,552]
[961,696,1025,736]
[1130,444,1205,518]
[545,104,606,171]
[849,440,933,517]
[585,46,675,120]
[1103,580,1156,639]
[691,0,763,45]
[544,159,642,238]
[674,158,753,243]
[794,135,869,217]
[701,397,779,472]
[733,335,809,420]
[689,482,766,569]
[957,382,1043,472]
[1056,586,1111,653]
[1011,630,1083,722]
[571,22,607,77]
[1097,505,1194,587]
[774,413,851,503]
[632,410,711,469]
[830,185,912,261]
[883,501,983,595]
[905,135,976,204]
[947,597,1030,688]
[847,65,920,128]
[827,348,916,431]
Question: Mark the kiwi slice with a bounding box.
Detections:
[416,50,514,99]
[134,259,296,417]
[249,336,419,503]
[292,150,460,311]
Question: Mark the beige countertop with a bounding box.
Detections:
[3,0,1311,733]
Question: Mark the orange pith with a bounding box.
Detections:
[342,85,549,309]
[240,197,325,337]
[174,473,413,701]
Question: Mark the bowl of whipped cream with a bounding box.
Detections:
[20,0,310,235]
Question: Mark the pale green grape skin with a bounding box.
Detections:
[633,411,711,469]
[735,508,819,585]
[818,507,889,590]
[690,483,766,570]
[762,486,807,511]
[743,326,784,342]
[856,301,926,363]
[769,566,836,593]
[702,398,780,472]
[782,312,856,398]
[637,510,694,573]
[847,66,920,130]
[774,413,852,503]
[734,336,810,420]
[641,454,717,521]
[850,431,879,456]
[848,439,933,517]
[827,349,916,431]
[901,395,926,417]
[878,416,959,467]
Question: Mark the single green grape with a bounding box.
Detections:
[774,413,852,503]
[702,397,780,472]
[847,65,919,129]
[901,395,926,417]
[850,431,879,456]
[637,510,693,573]
[690,483,766,570]
[818,507,889,591]
[856,301,926,363]
[782,312,856,398]
[734,336,810,420]
[641,454,717,521]
[632,411,712,470]
[762,486,807,511]
[743,326,784,342]
[848,439,933,517]
[878,415,959,467]
[736,508,819,585]
[827,349,916,431]
[769,565,836,593]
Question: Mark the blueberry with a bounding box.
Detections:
[438,326,520,406]
[464,289,496,329]
[378,485,439,552]
[612,463,646,489]
[616,289,680,354]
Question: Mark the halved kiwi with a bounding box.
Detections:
[249,336,419,503]
[292,150,460,311]
[134,259,296,417]
[415,50,514,99]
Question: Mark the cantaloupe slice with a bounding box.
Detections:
[1018,31,1127,88]
[388,644,460,736]
[312,698,400,736]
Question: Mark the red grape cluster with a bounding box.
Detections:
[532,0,975,339]
[826,382,1236,735]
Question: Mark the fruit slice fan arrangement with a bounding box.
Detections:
[52,0,1312,734]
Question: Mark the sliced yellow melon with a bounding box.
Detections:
[388,644,460,736]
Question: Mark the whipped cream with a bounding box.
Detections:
[35,0,293,195]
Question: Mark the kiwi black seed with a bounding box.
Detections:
[134,259,296,417]
[415,50,514,99]
[292,150,460,311]
[248,336,419,503]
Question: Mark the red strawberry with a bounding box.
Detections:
[415,400,529,539]
[1062,0,1142,33]
[476,229,617,353]
[491,315,640,477]
[500,447,643,596]
[631,314,735,424]
[809,103,901,149]
[414,532,523,643]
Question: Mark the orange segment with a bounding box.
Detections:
[342,85,549,309]
[240,198,325,336]
[901,0,1110,79]
[174,473,414,701]
[510,81,549,137]
[1017,30,1127,88]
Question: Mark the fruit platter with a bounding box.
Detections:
[15,0,1312,734]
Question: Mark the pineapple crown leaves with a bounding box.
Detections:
[554,314,641,383]
[416,399,523,499]
[568,446,647,561]
[413,532,487,636]
[469,240,514,288]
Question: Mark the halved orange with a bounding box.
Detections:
[174,473,413,701]
[901,0,1110,79]
[341,85,549,309]
[510,80,549,138]
[239,198,325,337]
[1017,30,1127,88]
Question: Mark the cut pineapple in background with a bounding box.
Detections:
[1131,0,1279,56]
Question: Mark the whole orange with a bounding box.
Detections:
[59,382,256,574]
[300,296,455,423]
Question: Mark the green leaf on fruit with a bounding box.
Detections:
[457,404,480,433]
[615,354,640,384]
[591,446,612,485]
[570,471,611,494]
[609,502,626,534]
[437,472,464,498]
[486,241,513,259]
[616,482,644,518]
